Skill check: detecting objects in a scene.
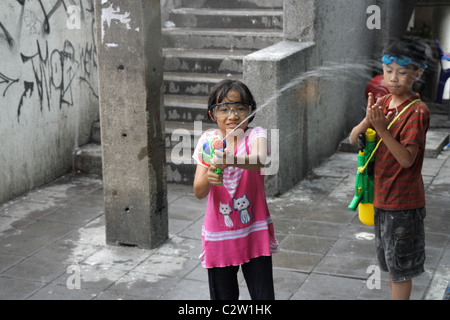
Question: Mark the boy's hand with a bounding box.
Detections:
[365,92,375,121]
[367,99,394,134]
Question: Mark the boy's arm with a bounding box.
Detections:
[349,118,371,146]
[368,104,419,168]
[377,130,420,168]
[349,93,378,146]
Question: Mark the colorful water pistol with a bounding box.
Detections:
[199,135,226,186]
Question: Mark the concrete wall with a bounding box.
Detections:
[245,0,416,195]
[0,0,99,203]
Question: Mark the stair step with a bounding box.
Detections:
[72,143,197,185]
[73,144,103,176]
[162,28,283,50]
[76,120,216,156]
[169,8,283,29]
[91,121,101,144]
[164,48,251,60]
[163,48,251,74]
[164,94,208,122]
[166,149,197,185]
[164,72,242,96]
[165,120,216,149]
[178,0,283,9]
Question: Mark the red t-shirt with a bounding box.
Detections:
[373,93,430,211]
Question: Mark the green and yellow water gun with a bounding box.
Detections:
[348,128,376,225]
[199,135,226,186]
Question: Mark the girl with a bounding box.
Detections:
[192,79,278,300]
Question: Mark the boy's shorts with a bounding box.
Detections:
[374,206,426,282]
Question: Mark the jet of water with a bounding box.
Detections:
[224,61,380,140]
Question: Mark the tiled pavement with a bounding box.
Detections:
[0,148,449,300]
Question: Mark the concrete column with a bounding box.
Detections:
[244,41,314,196]
[94,0,168,249]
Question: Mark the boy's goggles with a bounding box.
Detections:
[212,101,251,119]
[382,54,427,69]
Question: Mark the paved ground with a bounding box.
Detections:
[1,140,449,300]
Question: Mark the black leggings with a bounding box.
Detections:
[207,256,275,300]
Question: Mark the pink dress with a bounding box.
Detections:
[193,127,278,268]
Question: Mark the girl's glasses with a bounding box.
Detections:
[212,102,251,119]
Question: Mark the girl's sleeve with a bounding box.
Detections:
[192,131,211,168]
[248,127,269,155]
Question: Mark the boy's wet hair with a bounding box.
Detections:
[382,37,427,69]
[207,79,257,123]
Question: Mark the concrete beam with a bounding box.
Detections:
[94,0,168,249]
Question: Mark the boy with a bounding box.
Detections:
[349,38,429,300]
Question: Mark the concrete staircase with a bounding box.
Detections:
[73,0,284,184]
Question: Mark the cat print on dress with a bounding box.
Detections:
[219,202,233,228]
[233,194,252,224]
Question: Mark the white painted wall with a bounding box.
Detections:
[437,7,450,99]
[0,0,99,203]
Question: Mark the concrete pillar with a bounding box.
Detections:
[283,0,316,42]
[244,41,314,196]
[94,0,168,249]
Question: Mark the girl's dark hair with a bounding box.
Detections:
[382,37,427,69]
[207,79,257,123]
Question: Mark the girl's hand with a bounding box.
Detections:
[207,163,223,186]
[212,148,233,171]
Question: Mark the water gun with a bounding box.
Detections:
[199,135,226,186]
[348,128,376,225]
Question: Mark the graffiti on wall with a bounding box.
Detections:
[0,0,98,122]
